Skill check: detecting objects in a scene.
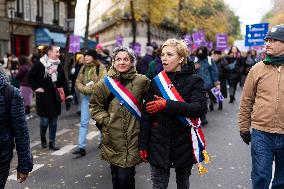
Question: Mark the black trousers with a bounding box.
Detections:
[0,161,11,189]
[110,164,136,189]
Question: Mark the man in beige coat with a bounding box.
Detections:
[239,24,284,189]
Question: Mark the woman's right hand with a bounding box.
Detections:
[139,150,148,163]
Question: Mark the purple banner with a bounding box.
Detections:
[116,34,123,46]
[132,43,141,56]
[183,34,192,46]
[192,31,206,48]
[69,35,80,53]
[216,33,228,51]
[211,87,224,103]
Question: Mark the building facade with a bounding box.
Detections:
[0,0,76,58]
[88,0,177,56]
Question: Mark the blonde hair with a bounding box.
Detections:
[162,38,189,64]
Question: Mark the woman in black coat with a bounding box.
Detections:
[27,45,72,150]
[139,39,208,189]
[223,46,243,103]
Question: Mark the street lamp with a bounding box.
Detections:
[7,0,15,54]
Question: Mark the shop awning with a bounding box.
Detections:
[35,28,66,48]
[80,37,97,49]
[35,28,97,49]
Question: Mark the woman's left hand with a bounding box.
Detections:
[146,95,166,114]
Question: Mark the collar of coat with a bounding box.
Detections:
[107,65,137,80]
[263,54,284,65]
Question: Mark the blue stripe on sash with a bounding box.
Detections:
[104,76,141,120]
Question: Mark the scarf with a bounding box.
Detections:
[263,55,284,65]
[40,54,60,82]
[107,65,137,81]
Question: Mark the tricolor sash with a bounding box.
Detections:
[153,71,210,176]
[104,76,141,120]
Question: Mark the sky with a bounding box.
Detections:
[224,0,273,34]
[74,0,274,36]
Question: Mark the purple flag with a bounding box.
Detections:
[69,35,80,53]
[211,87,224,103]
[192,31,206,48]
[116,35,123,46]
[183,34,192,46]
[216,33,228,51]
[132,43,141,56]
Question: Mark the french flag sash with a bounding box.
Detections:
[104,76,141,120]
[153,71,209,175]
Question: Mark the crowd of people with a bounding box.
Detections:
[1,24,284,189]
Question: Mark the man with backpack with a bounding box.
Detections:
[0,71,33,188]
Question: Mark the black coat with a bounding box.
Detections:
[0,73,33,173]
[139,63,207,169]
[27,60,69,117]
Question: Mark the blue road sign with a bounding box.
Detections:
[245,23,269,47]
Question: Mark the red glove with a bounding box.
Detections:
[146,95,166,114]
[139,150,148,162]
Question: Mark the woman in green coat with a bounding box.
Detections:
[90,46,150,189]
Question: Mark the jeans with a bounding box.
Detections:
[0,161,11,189]
[40,116,58,142]
[251,129,284,189]
[110,164,135,189]
[151,164,192,189]
[78,95,90,149]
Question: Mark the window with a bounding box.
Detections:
[15,0,24,18]
[53,0,59,25]
[36,0,43,22]
[24,0,31,20]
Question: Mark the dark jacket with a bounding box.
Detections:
[0,72,33,173]
[27,58,69,117]
[223,56,242,85]
[196,57,219,90]
[137,54,154,75]
[139,63,207,169]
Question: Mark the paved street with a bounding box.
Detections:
[5,88,252,189]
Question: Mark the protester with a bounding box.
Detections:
[239,24,284,189]
[211,49,227,110]
[28,45,72,150]
[139,38,208,189]
[195,46,220,122]
[146,47,163,80]
[0,71,33,188]
[90,46,150,189]
[16,55,33,120]
[137,46,154,75]
[223,46,242,103]
[69,53,84,108]
[71,49,106,157]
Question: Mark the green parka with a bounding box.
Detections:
[90,66,150,168]
[76,60,107,95]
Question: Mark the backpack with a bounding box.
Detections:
[1,84,14,127]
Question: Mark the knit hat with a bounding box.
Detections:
[85,49,97,59]
[96,44,103,50]
[264,24,284,42]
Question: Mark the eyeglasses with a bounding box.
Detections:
[265,39,279,44]
[115,57,130,63]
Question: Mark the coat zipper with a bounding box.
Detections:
[275,66,282,129]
